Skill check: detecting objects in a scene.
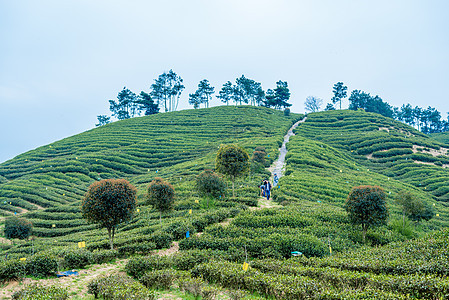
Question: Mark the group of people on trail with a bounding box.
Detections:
[260,173,279,201]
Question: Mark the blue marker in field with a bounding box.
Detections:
[186,231,190,238]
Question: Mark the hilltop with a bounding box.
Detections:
[1,107,449,299]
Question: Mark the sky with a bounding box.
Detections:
[1,0,448,163]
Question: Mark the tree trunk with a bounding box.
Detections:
[107,227,114,250]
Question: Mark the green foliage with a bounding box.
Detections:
[4,217,33,240]
[139,268,180,290]
[179,277,204,299]
[82,179,137,249]
[215,144,250,196]
[146,177,175,221]
[126,255,174,279]
[396,191,434,224]
[88,273,155,300]
[331,82,348,110]
[0,106,298,257]
[195,170,225,208]
[26,252,58,277]
[0,259,26,281]
[62,249,90,269]
[345,186,388,242]
[11,284,68,300]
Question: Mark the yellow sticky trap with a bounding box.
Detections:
[433,203,436,206]
[63,194,65,196]
[189,209,192,215]
[52,224,56,228]
[436,214,440,217]
[329,245,332,254]
[20,257,26,262]
[78,241,86,248]
[137,208,140,212]
[195,200,199,204]
[339,170,342,173]
[242,262,249,271]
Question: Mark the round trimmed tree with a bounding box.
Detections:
[146,177,175,223]
[215,144,250,197]
[4,217,33,240]
[345,185,388,243]
[82,179,137,249]
[196,169,226,208]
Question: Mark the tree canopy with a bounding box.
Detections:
[345,185,388,243]
[4,217,33,240]
[82,179,137,249]
[196,169,226,207]
[146,177,175,222]
[331,82,348,110]
[215,144,250,197]
[151,70,185,112]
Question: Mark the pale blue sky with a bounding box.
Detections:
[1,0,448,163]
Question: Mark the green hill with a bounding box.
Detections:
[0,106,300,254]
[1,107,449,299]
[430,131,449,144]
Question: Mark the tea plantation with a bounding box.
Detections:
[1,107,449,299]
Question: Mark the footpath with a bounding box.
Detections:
[257,116,307,209]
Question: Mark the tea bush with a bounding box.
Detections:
[88,273,155,300]
[11,284,68,300]
[26,252,58,277]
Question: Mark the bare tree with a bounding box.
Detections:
[304,96,323,112]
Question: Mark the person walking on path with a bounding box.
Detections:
[273,173,279,186]
[264,180,272,200]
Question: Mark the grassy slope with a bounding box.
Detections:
[2,107,449,299]
[430,131,449,144]
[0,106,300,255]
[278,110,449,225]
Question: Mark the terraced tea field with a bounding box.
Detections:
[2,107,449,299]
[0,106,300,256]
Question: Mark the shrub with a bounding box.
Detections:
[88,273,155,300]
[139,269,179,289]
[196,170,226,208]
[284,108,291,116]
[88,249,118,264]
[150,230,173,249]
[11,284,68,300]
[163,220,195,240]
[126,255,173,279]
[4,217,33,240]
[118,242,156,256]
[0,259,26,281]
[63,249,90,269]
[26,252,58,277]
[179,277,204,298]
[228,289,247,300]
[201,286,219,300]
